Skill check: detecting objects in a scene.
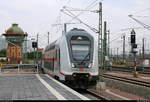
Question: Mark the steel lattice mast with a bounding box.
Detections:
[98,2,103,69]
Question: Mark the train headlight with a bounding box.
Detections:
[88,63,92,68]
[73,74,76,77]
[86,75,89,77]
[72,63,75,68]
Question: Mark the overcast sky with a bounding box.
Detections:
[0,0,150,54]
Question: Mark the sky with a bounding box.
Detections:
[0,0,150,55]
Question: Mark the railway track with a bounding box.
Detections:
[106,66,150,75]
[112,69,150,75]
[86,89,110,100]
[142,69,150,75]
[101,74,150,88]
[77,89,110,100]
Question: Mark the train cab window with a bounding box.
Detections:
[70,35,91,61]
[71,44,90,61]
[71,36,89,41]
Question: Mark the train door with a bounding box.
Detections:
[54,49,58,74]
[52,51,54,70]
[54,49,60,74]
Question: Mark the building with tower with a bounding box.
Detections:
[2,23,28,64]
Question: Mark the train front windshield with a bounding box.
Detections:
[72,44,90,61]
[70,35,91,62]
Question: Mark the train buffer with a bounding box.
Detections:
[0,74,90,100]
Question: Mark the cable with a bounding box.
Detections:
[86,0,98,9]
[88,1,99,10]
[52,0,72,28]
[66,0,99,23]
[52,0,100,35]
[52,0,100,36]
[109,34,122,44]
[61,7,99,33]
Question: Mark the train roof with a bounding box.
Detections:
[66,28,93,40]
[44,28,93,52]
[66,28,90,35]
[44,37,61,51]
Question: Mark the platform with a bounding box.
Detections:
[0,74,90,100]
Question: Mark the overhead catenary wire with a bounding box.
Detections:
[62,7,97,12]
[49,0,101,47]
[66,0,99,23]
[65,0,98,12]
[109,34,123,44]
[61,7,99,33]
[129,15,150,31]
[52,0,72,31]
[52,0,100,35]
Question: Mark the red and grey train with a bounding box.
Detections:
[42,28,99,89]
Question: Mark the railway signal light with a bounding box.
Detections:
[131,29,136,44]
[32,42,37,48]
[132,44,137,48]
[130,29,138,78]
[131,34,136,44]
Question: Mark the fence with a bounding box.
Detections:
[1,64,39,73]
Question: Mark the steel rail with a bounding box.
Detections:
[105,66,150,75]
[86,89,110,100]
[101,74,150,88]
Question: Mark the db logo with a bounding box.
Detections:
[79,68,84,72]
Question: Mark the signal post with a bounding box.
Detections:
[0,62,3,73]
[32,42,37,64]
[130,29,138,78]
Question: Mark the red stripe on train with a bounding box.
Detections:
[43,58,66,76]
[43,58,57,61]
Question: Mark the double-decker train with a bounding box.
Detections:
[42,28,99,89]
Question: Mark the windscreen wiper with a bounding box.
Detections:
[80,52,90,64]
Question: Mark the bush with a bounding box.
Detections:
[113,61,127,66]
[0,49,6,57]
[0,59,6,63]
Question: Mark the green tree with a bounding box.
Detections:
[0,49,6,57]
[26,51,42,60]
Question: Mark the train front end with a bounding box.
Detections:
[65,28,99,89]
